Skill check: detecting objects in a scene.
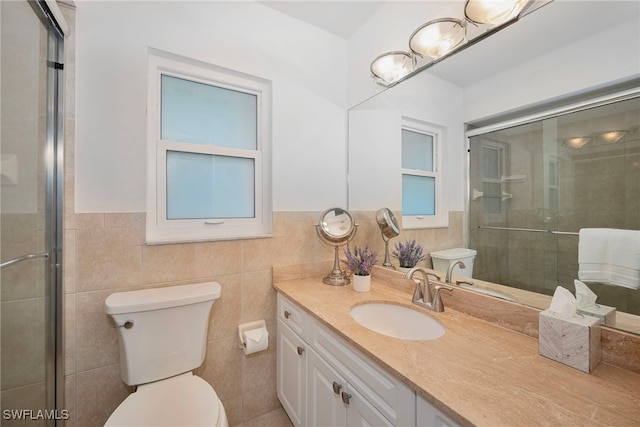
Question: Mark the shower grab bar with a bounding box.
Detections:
[0,252,49,269]
[477,226,578,235]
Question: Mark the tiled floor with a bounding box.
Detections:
[235,407,293,427]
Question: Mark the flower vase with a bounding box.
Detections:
[398,266,412,274]
[352,274,371,292]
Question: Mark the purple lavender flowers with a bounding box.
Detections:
[392,239,427,268]
[342,245,378,276]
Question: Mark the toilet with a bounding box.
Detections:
[104,282,228,427]
[430,248,477,278]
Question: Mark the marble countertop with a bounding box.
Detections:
[273,272,640,426]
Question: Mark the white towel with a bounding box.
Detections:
[578,228,640,290]
[608,228,640,290]
[578,228,612,283]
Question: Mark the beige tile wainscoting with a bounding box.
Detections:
[62,209,464,426]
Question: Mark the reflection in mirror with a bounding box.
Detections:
[316,208,357,286]
[468,95,640,335]
[348,1,640,337]
[376,208,400,268]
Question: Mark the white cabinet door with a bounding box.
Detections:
[307,347,348,427]
[416,394,461,427]
[345,386,394,427]
[277,318,307,427]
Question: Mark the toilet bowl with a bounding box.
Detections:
[105,373,228,426]
[104,282,228,427]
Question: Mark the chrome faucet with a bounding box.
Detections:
[405,267,453,312]
[445,260,466,284]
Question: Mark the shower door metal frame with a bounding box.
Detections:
[30,0,65,423]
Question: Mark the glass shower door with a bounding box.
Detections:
[469,95,640,319]
[1,0,64,424]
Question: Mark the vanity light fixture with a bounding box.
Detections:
[409,18,466,60]
[370,51,416,86]
[595,130,627,144]
[370,0,535,86]
[563,136,591,149]
[464,0,530,25]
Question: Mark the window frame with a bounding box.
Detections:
[401,118,448,229]
[146,52,272,244]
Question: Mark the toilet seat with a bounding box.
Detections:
[105,373,228,427]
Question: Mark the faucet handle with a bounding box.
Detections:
[432,285,453,312]
[426,272,442,282]
[455,280,474,287]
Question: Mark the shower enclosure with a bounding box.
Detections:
[1,0,65,424]
[468,94,640,316]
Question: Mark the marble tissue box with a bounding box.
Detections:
[538,310,602,373]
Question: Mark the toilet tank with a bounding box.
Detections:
[430,248,477,278]
[105,282,221,386]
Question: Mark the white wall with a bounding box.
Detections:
[347,1,461,109]
[464,18,640,123]
[349,72,465,212]
[75,1,348,213]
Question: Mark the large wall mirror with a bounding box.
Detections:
[347,0,640,336]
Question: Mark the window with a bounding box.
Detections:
[147,52,272,243]
[401,118,447,228]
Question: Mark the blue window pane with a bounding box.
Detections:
[402,175,435,215]
[161,75,257,149]
[166,151,254,219]
[402,129,433,171]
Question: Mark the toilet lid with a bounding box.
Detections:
[105,373,223,426]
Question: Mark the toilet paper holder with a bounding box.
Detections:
[237,320,268,350]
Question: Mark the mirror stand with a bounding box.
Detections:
[381,236,394,269]
[315,208,358,286]
[324,245,350,286]
[376,208,400,269]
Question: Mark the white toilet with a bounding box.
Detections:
[104,282,229,427]
[430,248,477,278]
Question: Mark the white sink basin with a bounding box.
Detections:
[350,303,445,341]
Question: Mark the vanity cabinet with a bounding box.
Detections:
[277,317,307,426]
[308,345,392,426]
[416,395,460,427]
[277,295,310,427]
[277,293,414,427]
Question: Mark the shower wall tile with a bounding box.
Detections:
[1,298,45,390]
[0,381,46,427]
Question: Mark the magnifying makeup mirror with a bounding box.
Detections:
[376,208,400,268]
[315,208,358,286]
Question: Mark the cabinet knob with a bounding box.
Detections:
[284,310,291,319]
[297,346,305,356]
[332,381,342,395]
[341,391,352,405]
